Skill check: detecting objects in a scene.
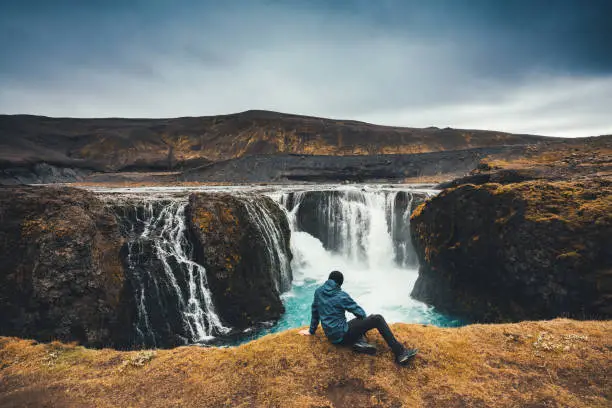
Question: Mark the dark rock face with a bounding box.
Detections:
[410,180,612,322]
[181,147,525,183]
[436,168,540,189]
[186,193,292,329]
[0,186,129,347]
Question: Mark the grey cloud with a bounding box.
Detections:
[0,1,610,137]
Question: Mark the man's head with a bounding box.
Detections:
[329,270,344,287]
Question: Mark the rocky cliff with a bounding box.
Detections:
[180,146,523,183]
[0,186,295,348]
[1,319,610,407]
[0,186,129,347]
[187,193,292,329]
[410,179,612,322]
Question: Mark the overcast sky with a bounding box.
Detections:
[1,0,611,137]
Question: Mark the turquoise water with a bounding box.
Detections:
[231,277,464,345]
[226,187,466,346]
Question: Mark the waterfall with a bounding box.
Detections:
[273,186,442,325]
[87,184,453,348]
[110,197,229,348]
[238,195,292,293]
[279,188,423,269]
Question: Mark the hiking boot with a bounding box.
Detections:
[395,347,418,365]
[352,337,377,355]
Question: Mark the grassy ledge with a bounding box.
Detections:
[1,319,610,407]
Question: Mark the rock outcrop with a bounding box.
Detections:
[436,168,540,189]
[410,179,612,322]
[0,186,129,347]
[186,193,292,329]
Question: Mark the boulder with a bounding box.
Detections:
[410,179,612,322]
[0,186,129,347]
[186,193,292,329]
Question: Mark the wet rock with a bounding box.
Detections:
[187,193,292,329]
[410,179,612,322]
[390,191,428,267]
[0,186,129,347]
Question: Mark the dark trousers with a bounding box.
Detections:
[340,314,404,355]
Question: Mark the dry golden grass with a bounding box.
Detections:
[487,179,612,225]
[1,319,610,407]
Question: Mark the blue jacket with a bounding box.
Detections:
[309,279,366,343]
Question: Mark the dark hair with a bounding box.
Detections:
[329,270,344,286]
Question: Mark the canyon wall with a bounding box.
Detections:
[410,179,612,322]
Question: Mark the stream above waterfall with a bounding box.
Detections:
[89,184,463,347]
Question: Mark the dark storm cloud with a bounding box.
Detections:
[287,0,612,75]
[0,0,610,136]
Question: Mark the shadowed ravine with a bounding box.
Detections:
[92,184,461,348]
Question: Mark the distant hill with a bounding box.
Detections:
[0,110,558,173]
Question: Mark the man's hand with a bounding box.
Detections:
[298,329,311,336]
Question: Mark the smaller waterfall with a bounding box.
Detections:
[111,198,229,348]
[388,191,419,267]
[239,195,292,293]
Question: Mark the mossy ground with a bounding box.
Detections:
[479,137,612,181]
[1,319,610,407]
[487,179,612,226]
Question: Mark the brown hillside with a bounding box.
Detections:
[1,319,610,407]
[434,135,612,187]
[0,111,555,172]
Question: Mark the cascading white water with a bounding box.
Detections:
[153,201,228,339]
[109,197,229,347]
[281,188,419,268]
[239,195,292,292]
[101,190,294,347]
[391,192,416,268]
[274,186,454,327]
[90,184,457,347]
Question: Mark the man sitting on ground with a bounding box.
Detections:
[299,270,418,365]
